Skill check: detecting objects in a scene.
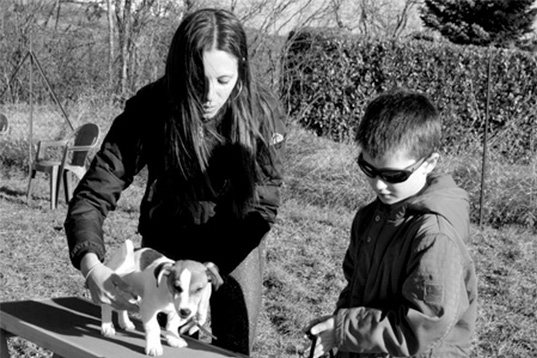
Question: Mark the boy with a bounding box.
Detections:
[305,89,477,358]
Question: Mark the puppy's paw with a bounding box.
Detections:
[122,319,136,331]
[118,315,136,331]
[166,334,187,348]
[101,323,116,336]
[145,341,163,356]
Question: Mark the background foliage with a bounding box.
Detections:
[281,27,537,164]
[420,0,537,48]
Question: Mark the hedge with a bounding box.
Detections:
[280,28,537,164]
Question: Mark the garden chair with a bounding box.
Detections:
[27,122,100,210]
[0,113,8,135]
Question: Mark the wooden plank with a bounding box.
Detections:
[0,297,247,358]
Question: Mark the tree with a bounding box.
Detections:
[112,0,214,97]
[107,0,114,94]
[420,0,537,47]
[323,0,423,39]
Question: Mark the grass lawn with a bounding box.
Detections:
[1,123,536,357]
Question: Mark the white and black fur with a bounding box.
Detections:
[100,239,223,356]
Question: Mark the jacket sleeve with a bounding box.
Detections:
[334,233,467,356]
[252,113,286,225]
[335,217,359,310]
[64,99,147,269]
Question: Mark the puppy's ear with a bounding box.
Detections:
[204,262,223,291]
[154,262,172,287]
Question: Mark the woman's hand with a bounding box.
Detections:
[304,315,337,358]
[82,254,139,312]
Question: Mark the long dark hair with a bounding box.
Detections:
[164,8,276,218]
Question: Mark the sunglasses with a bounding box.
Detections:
[356,153,431,184]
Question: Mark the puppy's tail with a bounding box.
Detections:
[106,239,135,273]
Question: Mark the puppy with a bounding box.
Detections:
[100,239,223,356]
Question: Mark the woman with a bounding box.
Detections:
[65,8,285,355]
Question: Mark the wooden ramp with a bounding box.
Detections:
[0,296,247,358]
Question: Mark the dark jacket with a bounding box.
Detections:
[65,78,286,276]
[335,174,477,358]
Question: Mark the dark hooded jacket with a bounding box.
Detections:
[64,78,286,276]
[335,174,477,358]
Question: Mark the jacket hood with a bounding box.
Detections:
[406,173,470,243]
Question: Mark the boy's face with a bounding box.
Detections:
[359,150,438,205]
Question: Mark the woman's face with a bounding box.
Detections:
[201,48,239,119]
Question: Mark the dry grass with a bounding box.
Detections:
[1,116,536,357]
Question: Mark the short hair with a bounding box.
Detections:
[355,89,442,159]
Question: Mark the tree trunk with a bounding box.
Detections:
[115,0,132,98]
[107,0,115,94]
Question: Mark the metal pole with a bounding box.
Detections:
[0,52,30,99]
[29,51,74,131]
[29,33,34,175]
[479,47,493,228]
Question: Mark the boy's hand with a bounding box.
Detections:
[304,315,337,358]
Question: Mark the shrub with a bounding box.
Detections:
[281,28,537,164]
[0,138,28,171]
